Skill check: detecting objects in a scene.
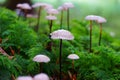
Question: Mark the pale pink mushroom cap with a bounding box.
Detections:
[85,15,98,21]
[16,4,23,8]
[57,6,63,11]
[44,4,53,10]
[21,3,32,10]
[16,76,33,80]
[47,8,59,15]
[33,73,49,80]
[32,2,47,8]
[33,54,50,63]
[46,15,57,20]
[50,29,74,40]
[97,16,107,23]
[62,2,74,10]
[68,54,79,60]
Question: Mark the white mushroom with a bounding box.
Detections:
[50,29,74,40]
[16,76,33,80]
[33,54,50,63]
[68,54,79,60]
[33,73,49,80]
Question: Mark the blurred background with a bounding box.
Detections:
[0,0,120,38]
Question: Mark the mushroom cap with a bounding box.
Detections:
[33,54,50,63]
[47,8,59,15]
[97,16,107,23]
[46,15,57,20]
[33,73,49,80]
[21,3,31,10]
[62,2,74,10]
[32,2,47,8]
[16,4,23,8]
[68,54,79,60]
[16,76,33,80]
[57,6,63,11]
[44,4,53,10]
[85,15,98,21]
[50,29,74,40]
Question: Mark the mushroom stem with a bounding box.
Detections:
[35,7,42,32]
[60,11,63,29]
[18,9,22,19]
[72,60,74,70]
[67,9,70,30]
[89,20,92,52]
[50,20,53,34]
[24,9,28,19]
[59,39,62,80]
[39,63,43,73]
[11,74,16,80]
[99,23,102,46]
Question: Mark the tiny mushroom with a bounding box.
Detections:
[62,2,74,10]
[50,29,74,80]
[68,54,79,60]
[85,15,98,52]
[62,2,74,30]
[47,8,59,15]
[16,76,33,80]
[96,16,107,46]
[33,73,49,80]
[33,54,50,63]
[33,54,50,73]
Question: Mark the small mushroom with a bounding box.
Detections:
[33,54,50,63]
[50,29,74,80]
[62,2,74,30]
[85,15,98,52]
[33,54,50,72]
[32,2,48,32]
[16,76,33,80]
[16,3,31,19]
[68,54,79,69]
[96,16,107,46]
[47,8,59,15]
[33,73,49,80]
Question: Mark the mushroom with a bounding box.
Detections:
[33,54,50,72]
[16,76,33,80]
[16,3,31,19]
[67,54,79,69]
[33,73,49,80]
[85,15,98,52]
[62,2,74,30]
[96,16,107,46]
[32,2,48,32]
[58,6,64,29]
[46,15,57,35]
[50,29,74,80]
[46,8,59,15]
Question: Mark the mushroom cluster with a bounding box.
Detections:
[85,15,107,52]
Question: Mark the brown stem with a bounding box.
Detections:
[11,74,16,80]
[89,20,92,52]
[49,20,53,33]
[67,9,70,30]
[99,23,102,46]
[24,9,28,19]
[72,60,74,70]
[35,7,42,32]
[40,63,43,73]
[59,39,62,80]
[60,11,63,29]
